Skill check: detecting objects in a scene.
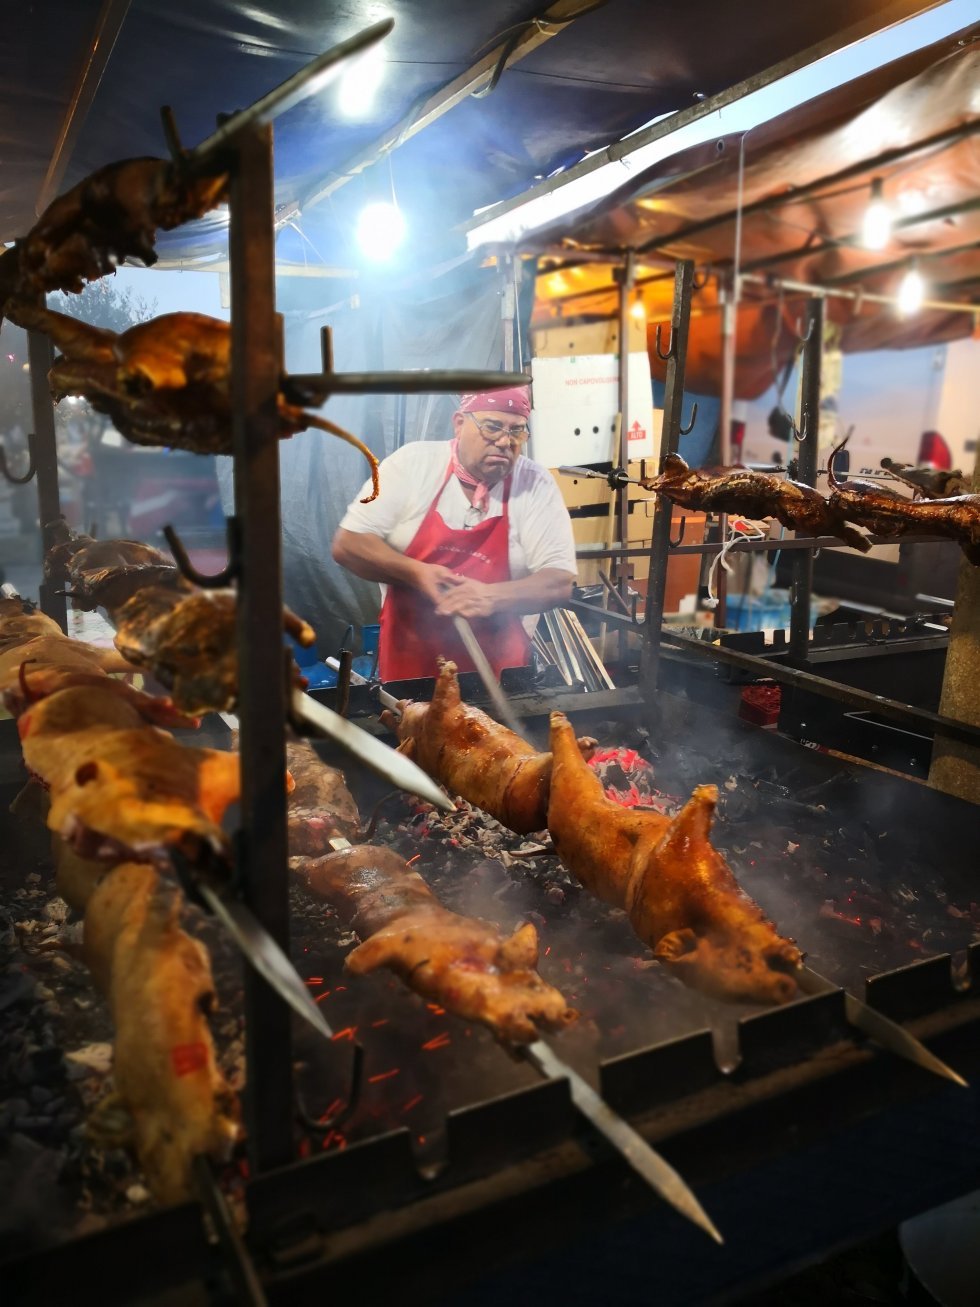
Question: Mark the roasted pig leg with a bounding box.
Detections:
[19,685,240,867]
[643,453,871,552]
[828,441,980,564]
[74,854,240,1205]
[285,738,361,855]
[300,844,576,1043]
[383,659,595,834]
[112,584,315,714]
[548,712,801,1004]
[8,157,228,299]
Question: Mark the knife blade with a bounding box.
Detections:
[197,882,333,1042]
[450,614,528,741]
[291,689,454,812]
[797,965,968,1087]
[523,1039,723,1244]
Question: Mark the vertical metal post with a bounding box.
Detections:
[27,329,67,629]
[229,124,294,1172]
[499,252,515,371]
[641,259,695,693]
[715,282,738,628]
[616,251,635,602]
[788,296,823,663]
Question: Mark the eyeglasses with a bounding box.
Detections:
[467,414,530,444]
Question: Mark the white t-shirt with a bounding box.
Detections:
[340,442,577,624]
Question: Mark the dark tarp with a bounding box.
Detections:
[0,0,944,276]
[529,28,980,395]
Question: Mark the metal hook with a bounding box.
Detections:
[163,518,240,588]
[655,322,675,361]
[692,269,710,291]
[795,316,815,343]
[679,402,699,436]
[0,433,35,486]
[295,1040,365,1137]
[669,515,687,548]
[795,412,810,442]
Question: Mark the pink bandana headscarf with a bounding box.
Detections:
[451,388,531,514]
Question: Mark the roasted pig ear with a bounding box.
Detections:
[496,921,539,970]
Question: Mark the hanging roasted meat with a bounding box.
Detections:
[548,712,802,1005]
[62,537,185,613]
[58,846,241,1206]
[113,584,315,714]
[300,844,576,1044]
[6,302,380,499]
[643,453,871,552]
[3,659,197,729]
[5,158,227,301]
[879,458,967,500]
[0,632,133,683]
[828,442,980,564]
[19,685,240,868]
[0,598,63,651]
[382,660,596,834]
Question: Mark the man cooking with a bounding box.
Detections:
[332,387,576,681]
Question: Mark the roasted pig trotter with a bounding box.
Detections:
[79,857,240,1205]
[383,660,595,834]
[548,712,801,1004]
[302,844,576,1043]
[828,439,980,565]
[113,585,315,714]
[10,157,227,298]
[644,453,871,553]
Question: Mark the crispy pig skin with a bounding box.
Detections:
[383,660,594,834]
[644,452,871,552]
[548,712,801,1005]
[827,441,980,564]
[19,685,238,866]
[79,858,240,1205]
[302,844,576,1043]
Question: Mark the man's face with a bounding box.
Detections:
[453,409,529,485]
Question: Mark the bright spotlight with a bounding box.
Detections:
[861,177,892,252]
[897,261,925,317]
[337,44,385,119]
[356,201,406,261]
[630,296,646,320]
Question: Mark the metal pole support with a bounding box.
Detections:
[615,252,635,609]
[229,123,294,1172]
[641,260,696,694]
[27,328,67,629]
[788,297,823,663]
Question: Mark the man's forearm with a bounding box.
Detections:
[489,568,575,616]
[331,529,420,588]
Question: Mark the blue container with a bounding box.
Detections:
[361,623,380,655]
[725,589,818,633]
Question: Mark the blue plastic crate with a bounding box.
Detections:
[724,589,818,633]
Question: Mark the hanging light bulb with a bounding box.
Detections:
[630,291,646,320]
[861,177,892,251]
[897,259,925,317]
[356,200,406,261]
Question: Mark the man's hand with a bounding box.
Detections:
[435,578,498,619]
[412,562,466,607]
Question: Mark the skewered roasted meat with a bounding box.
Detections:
[5,157,227,301]
[0,632,133,681]
[7,303,380,498]
[643,453,871,552]
[3,659,197,729]
[301,844,576,1043]
[0,597,63,650]
[548,711,802,1004]
[382,660,596,834]
[113,584,315,714]
[55,845,240,1205]
[880,458,967,500]
[828,441,980,564]
[285,738,361,855]
[19,685,240,867]
[64,537,184,613]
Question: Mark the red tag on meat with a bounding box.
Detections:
[171,1042,208,1076]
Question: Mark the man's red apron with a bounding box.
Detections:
[378,462,530,681]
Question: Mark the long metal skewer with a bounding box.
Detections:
[523,1039,723,1243]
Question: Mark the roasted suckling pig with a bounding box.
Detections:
[383,660,595,834]
[301,844,576,1043]
[55,845,240,1206]
[285,738,361,855]
[828,441,980,564]
[643,453,871,552]
[113,584,315,714]
[3,659,197,729]
[5,157,227,300]
[0,597,63,650]
[7,303,380,498]
[19,685,240,867]
[548,712,802,1004]
[63,537,184,614]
